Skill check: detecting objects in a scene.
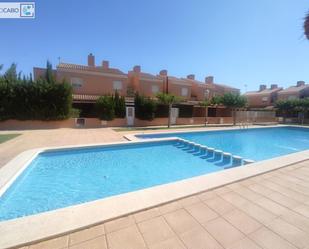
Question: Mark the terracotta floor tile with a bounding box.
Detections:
[69,224,105,246]
[134,207,161,223]
[293,204,309,219]
[158,201,182,214]
[280,209,309,234]
[106,225,146,249]
[138,216,175,245]
[227,237,262,249]
[265,218,309,249]
[180,226,223,249]
[204,196,236,215]
[29,235,69,249]
[223,209,262,234]
[249,227,297,249]
[104,215,135,233]
[253,197,289,216]
[233,187,263,202]
[185,202,218,223]
[197,190,217,201]
[203,217,244,248]
[237,202,277,224]
[164,209,200,234]
[148,237,186,249]
[69,235,107,249]
[178,196,200,207]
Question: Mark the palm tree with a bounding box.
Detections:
[305,12,309,39]
[156,93,181,128]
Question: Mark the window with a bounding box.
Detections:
[113,81,122,90]
[181,87,188,96]
[70,78,83,88]
[151,85,159,93]
[262,96,268,102]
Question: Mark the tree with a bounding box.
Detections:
[276,99,296,123]
[199,99,211,126]
[156,92,181,128]
[305,12,309,40]
[3,63,18,83]
[114,91,126,118]
[95,96,115,121]
[45,61,55,84]
[220,93,247,125]
[135,93,157,120]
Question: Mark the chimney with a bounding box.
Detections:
[88,53,95,67]
[102,60,109,69]
[187,74,195,80]
[259,84,267,91]
[297,81,305,87]
[159,69,168,76]
[133,65,141,73]
[270,84,278,90]
[205,76,214,84]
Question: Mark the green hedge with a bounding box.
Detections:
[0,63,73,121]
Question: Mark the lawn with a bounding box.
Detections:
[0,134,21,144]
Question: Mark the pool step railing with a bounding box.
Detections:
[175,139,255,168]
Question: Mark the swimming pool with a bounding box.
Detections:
[136,127,309,161]
[0,140,227,221]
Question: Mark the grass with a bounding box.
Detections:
[113,124,233,132]
[0,134,21,144]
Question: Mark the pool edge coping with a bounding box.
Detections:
[0,127,308,248]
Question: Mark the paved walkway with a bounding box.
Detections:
[0,128,125,169]
[19,160,309,249]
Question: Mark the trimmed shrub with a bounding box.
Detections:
[114,91,126,118]
[95,96,115,121]
[135,93,157,120]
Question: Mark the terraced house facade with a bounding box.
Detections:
[34,54,240,122]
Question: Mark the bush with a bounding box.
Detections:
[95,96,115,120]
[135,93,157,120]
[114,91,126,118]
[0,63,73,121]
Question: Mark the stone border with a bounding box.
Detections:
[0,127,308,248]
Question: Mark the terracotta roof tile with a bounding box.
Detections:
[278,84,309,94]
[57,63,126,75]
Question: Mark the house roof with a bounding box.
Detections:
[245,87,283,96]
[214,83,239,91]
[57,63,126,75]
[181,78,216,89]
[278,84,309,94]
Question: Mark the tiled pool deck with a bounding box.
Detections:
[16,160,309,249]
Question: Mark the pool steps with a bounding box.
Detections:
[175,139,255,168]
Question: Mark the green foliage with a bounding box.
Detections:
[95,96,115,121]
[114,91,126,118]
[220,93,247,109]
[45,61,55,84]
[199,99,211,107]
[70,108,81,118]
[156,92,182,105]
[135,93,157,120]
[210,95,223,106]
[276,98,309,123]
[0,63,73,121]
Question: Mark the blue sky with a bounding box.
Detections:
[0,0,308,92]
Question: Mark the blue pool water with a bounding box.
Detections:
[0,141,224,221]
[137,127,309,161]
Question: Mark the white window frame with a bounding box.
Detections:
[70,77,83,88]
[151,85,159,94]
[113,80,122,90]
[181,87,188,97]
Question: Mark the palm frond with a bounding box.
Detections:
[304,12,309,40]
